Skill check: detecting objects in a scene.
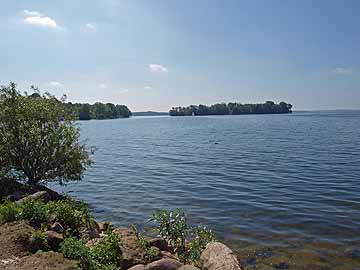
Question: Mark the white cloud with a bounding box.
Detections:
[84,23,97,31]
[149,64,168,73]
[22,10,59,29]
[119,89,129,94]
[99,83,107,89]
[144,86,153,90]
[23,10,43,17]
[49,81,63,87]
[333,67,352,75]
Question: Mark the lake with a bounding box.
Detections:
[55,111,360,269]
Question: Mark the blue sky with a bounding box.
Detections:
[0,0,359,111]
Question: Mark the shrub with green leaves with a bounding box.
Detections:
[150,209,215,265]
[89,231,122,268]
[0,201,21,224]
[151,209,188,253]
[30,230,49,252]
[186,225,215,264]
[60,237,94,269]
[48,198,92,235]
[19,198,48,225]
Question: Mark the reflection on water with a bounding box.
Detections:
[54,111,360,269]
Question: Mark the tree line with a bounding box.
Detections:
[64,102,132,120]
[169,101,292,116]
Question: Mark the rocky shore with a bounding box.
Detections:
[0,186,243,270]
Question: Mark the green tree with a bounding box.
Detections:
[0,82,92,185]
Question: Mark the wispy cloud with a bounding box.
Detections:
[333,67,352,75]
[49,81,63,87]
[144,86,153,90]
[149,64,168,73]
[22,10,59,29]
[84,23,97,32]
[23,10,43,17]
[119,89,129,94]
[99,83,107,89]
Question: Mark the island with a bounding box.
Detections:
[169,101,292,116]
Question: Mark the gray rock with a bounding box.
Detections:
[178,266,200,270]
[149,238,172,252]
[128,265,146,270]
[45,231,63,250]
[159,251,178,260]
[49,222,64,234]
[113,227,147,268]
[200,241,242,270]
[16,191,51,204]
[145,258,183,270]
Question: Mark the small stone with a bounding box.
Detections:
[159,251,178,260]
[45,231,63,250]
[145,258,183,270]
[274,262,289,269]
[128,265,146,270]
[149,238,172,252]
[178,266,201,270]
[49,222,64,234]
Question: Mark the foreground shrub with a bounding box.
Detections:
[48,198,92,235]
[89,231,122,268]
[61,231,121,270]
[186,225,215,265]
[30,230,49,252]
[19,198,48,225]
[150,209,215,264]
[151,209,188,253]
[0,201,21,224]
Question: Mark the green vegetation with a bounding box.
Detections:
[151,209,215,265]
[0,82,92,185]
[169,101,293,116]
[48,198,92,236]
[61,231,121,270]
[30,230,49,252]
[64,102,132,120]
[0,200,21,224]
[20,198,49,226]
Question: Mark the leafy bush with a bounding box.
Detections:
[186,225,215,264]
[60,237,96,270]
[19,198,48,225]
[30,230,49,252]
[151,209,187,253]
[150,209,215,265]
[89,231,122,268]
[60,237,89,260]
[0,201,21,224]
[48,198,92,235]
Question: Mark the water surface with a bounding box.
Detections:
[56,111,360,269]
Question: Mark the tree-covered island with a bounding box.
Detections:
[169,101,292,116]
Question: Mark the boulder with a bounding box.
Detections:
[128,264,146,270]
[49,222,64,234]
[159,251,178,260]
[45,231,63,251]
[145,258,183,270]
[16,191,51,204]
[113,227,147,268]
[178,266,200,270]
[149,238,172,252]
[97,221,112,232]
[200,242,242,270]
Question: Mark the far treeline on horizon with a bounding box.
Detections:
[3,83,293,120]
